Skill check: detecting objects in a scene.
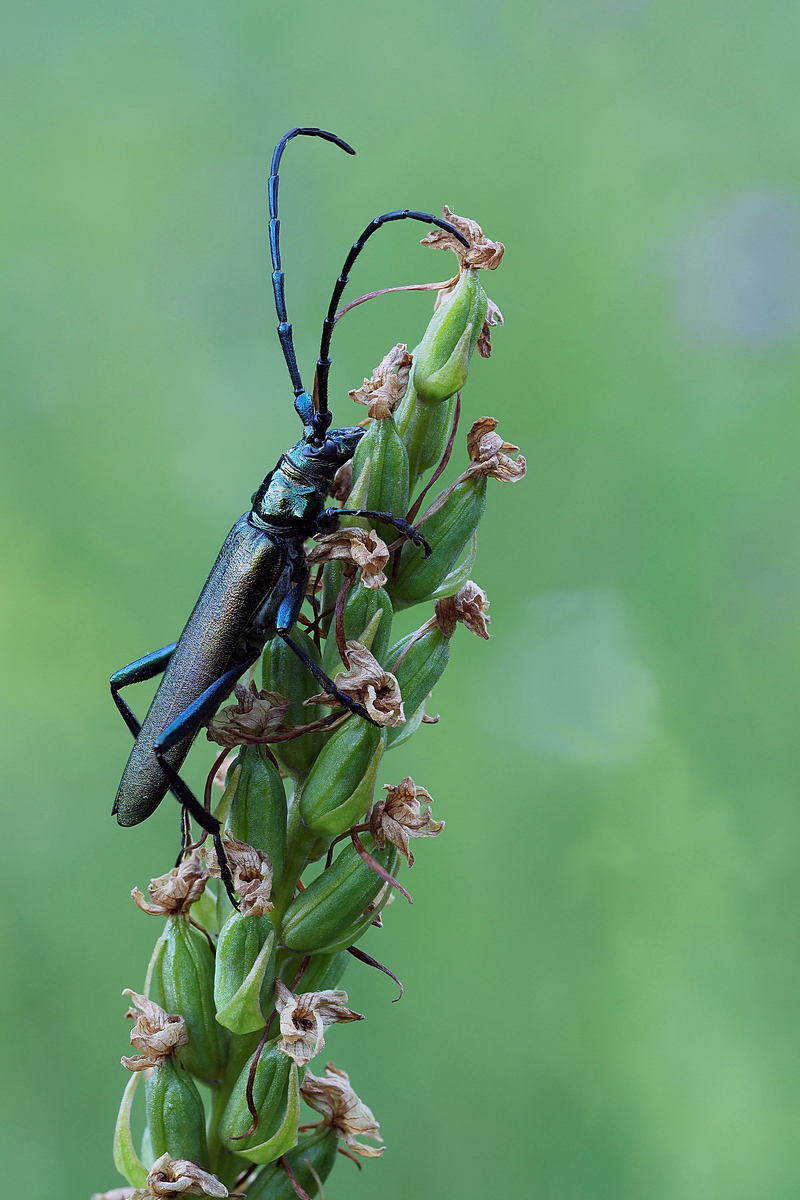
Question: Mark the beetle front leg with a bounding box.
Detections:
[317,507,432,557]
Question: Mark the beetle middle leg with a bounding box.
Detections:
[275,576,381,727]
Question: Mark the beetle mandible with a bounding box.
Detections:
[110,126,468,901]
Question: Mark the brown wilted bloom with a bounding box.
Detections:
[349,343,413,419]
[307,641,405,727]
[477,296,504,359]
[274,980,363,1067]
[206,681,290,747]
[329,458,353,504]
[205,832,273,917]
[421,205,505,272]
[370,777,444,867]
[132,1155,228,1198]
[121,991,188,1071]
[464,416,526,482]
[301,1063,384,1158]
[131,851,208,918]
[435,581,491,640]
[306,527,389,590]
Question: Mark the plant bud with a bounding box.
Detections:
[214,912,277,1036]
[397,390,458,484]
[219,1038,301,1164]
[144,1058,208,1166]
[299,718,384,838]
[276,949,350,994]
[262,630,324,776]
[153,919,227,1085]
[388,623,451,720]
[228,745,287,884]
[389,476,486,607]
[411,269,487,407]
[351,417,410,546]
[280,836,399,953]
[320,584,393,678]
[245,1124,338,1200]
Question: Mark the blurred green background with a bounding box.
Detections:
[3,1,800,1196]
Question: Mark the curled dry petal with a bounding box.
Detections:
[300,1063,384,1158]
[121,991,188,1071]
[370,777,444,867]
[478,296,504,358]
[435,581,491,640]
[131,851,209,918]
[307,641,405,727]
[421,205,505,271]
[465,417,526,482]
[206,682,290,747]
[329,459,353,504]
[205,832,273,916]
[306,528,390,591]
[275,980,363,1067]
[349,343,413,419]
[141,1155,228,1198]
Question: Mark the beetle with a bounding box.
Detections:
[110,126,468,899]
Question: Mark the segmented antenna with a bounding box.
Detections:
[314,211,470,417]
[268,128,355,399]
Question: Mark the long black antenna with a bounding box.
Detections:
[268,127,355,398]
[315,210,470,416]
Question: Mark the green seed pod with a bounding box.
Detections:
[219,1038,301,1164]
[246,1124,338,1200]
[388,623,451,720]
[228,745,287,883]
[280,836,400,953]
[153,918,227,1085]
[320,584,393,677]
[411,269,487,407]
[276,949,350,994]
[390,476,486,607]
[262,630,324,776]
[299,718,385,838]
[351,416,410,546]
[396,389,458,484]
[214,912,277,1036]
[144,1058,208,1166]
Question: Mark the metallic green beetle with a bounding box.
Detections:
[110,127,467,900]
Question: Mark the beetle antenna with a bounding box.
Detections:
[268,127,356,407]
[314,210,470,417]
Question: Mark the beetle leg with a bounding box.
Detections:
[275,575,381,727]
[317,507,432,557]
[110,642,178,738]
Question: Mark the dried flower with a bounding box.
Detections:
[421,205,505,272]
[205,832,273,917]
[132,1155,228,1198]
[464,417,526,482]
[329,458,353,504]
[131,853,209,918]
[274,980,363,1067]
[206,682,290,747]
[307,642,405,726]
[349,343,413,419]
[300,1063,384,1158]
[121,991,188,1072]
[477,296,504,358]
[435,581,491,640]
[306,527,390,590]
[370,777,444,866]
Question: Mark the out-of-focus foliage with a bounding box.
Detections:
[2,2,800,1197]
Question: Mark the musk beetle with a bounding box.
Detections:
[110,127,468,901]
